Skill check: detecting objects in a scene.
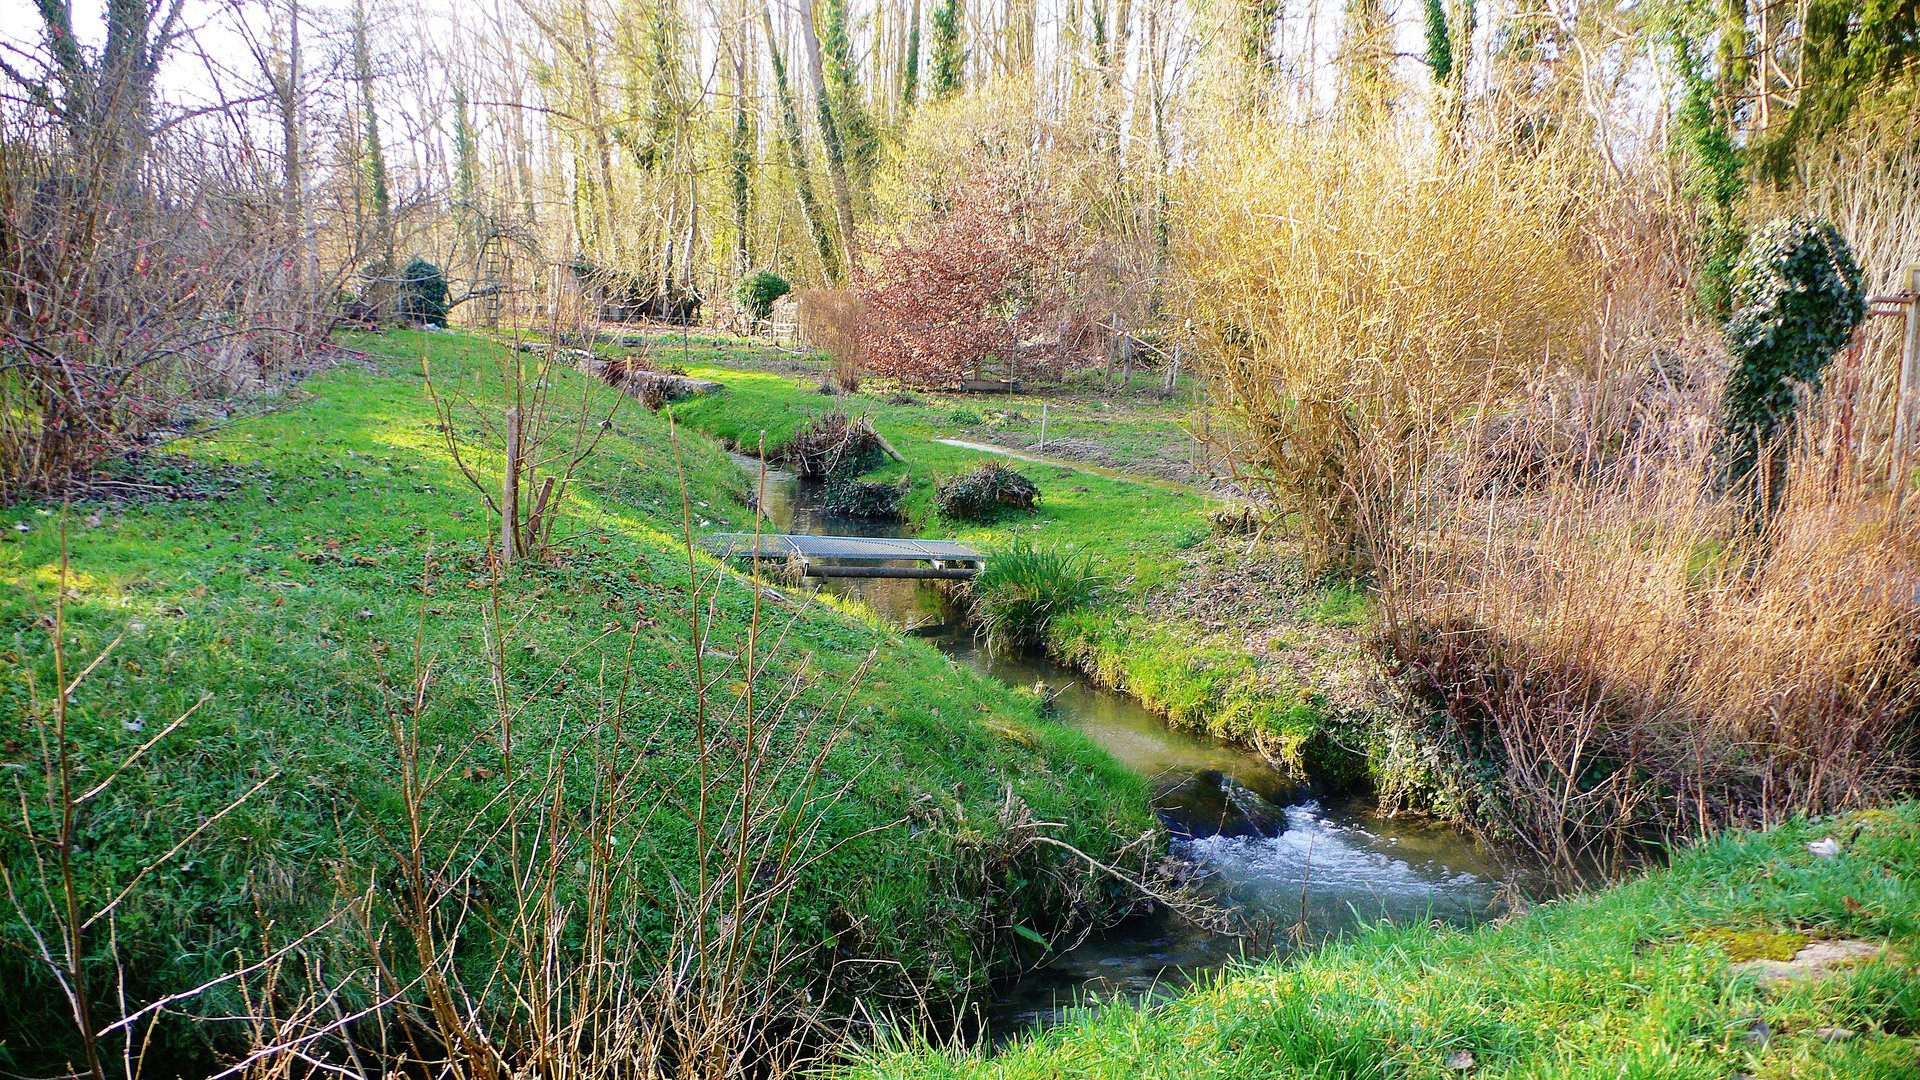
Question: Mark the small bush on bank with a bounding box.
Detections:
[795,288,866,392]
[734,269,791,324]
[398,256,450,325]
[824,475,910,519]
[970,540,1105,649]
[936,461,1039,520]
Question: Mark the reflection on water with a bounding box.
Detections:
[726,452,1542,1036]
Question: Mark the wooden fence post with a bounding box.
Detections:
[502,407,520,568]
[1893,267,1920,508]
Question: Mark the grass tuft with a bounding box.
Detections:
[968,540,1104,650]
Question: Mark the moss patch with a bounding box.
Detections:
[1689,927,1812,962]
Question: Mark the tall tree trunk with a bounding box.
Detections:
[822,0,877,196]
[798,1,859,269]
[903,0,922,109]
[351,0,396,312]
[761,1,841,281]
[271,0,309,346]
[729,0,755,274]
[930,0,963,99]
[1339,0,1393,123]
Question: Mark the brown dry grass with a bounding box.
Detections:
[1378,367,1920,874]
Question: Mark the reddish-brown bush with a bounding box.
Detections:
[856,169,1074,388]
[795,287,866,391]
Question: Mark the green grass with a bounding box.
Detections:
[969,541,1107,650]
[0,330,1152,1067]
[1048,609,1326,771]
[1304,579,1373,627]
[664,347,1333,770]
[662,359,1208,606]
[852,803,1920,1078]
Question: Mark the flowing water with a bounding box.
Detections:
[730,454,1545,1036]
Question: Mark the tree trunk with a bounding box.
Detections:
[730,0,755,274]
[903,0,922,108]
[275,0,308,350]
[762,1,841,281]
[798,1,859,269]
[351,0,395,311]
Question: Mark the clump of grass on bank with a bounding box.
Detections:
[0,329,1153,1074]
[853,802,1920,1079]
[969,541,1104,650]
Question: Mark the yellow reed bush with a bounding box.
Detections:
[1175,120,1610,567]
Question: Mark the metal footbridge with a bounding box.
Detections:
[703,533,985,580]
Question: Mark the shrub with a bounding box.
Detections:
[1717,215,1866,526]
[935,461,1039,520]
[795,288,865,391]
[1176,120,1613,570]
[398,256,451,325]
[856,166,1071,388]
[823,475,910,519]
[1377,383,1920,874]
[570,258,701,323]
[0,133,309,497]
[969,540,1105,649]
[734,269,792,324]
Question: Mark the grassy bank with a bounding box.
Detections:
[661,340,1360,777]
[855,803,1920,1078]
[0,330,1152,1069]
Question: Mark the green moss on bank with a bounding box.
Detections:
[1047,609,1327,775]
[854,803,1920,1078]
[0,330,1151,1068]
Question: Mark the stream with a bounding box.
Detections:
[728,454,1544,1037]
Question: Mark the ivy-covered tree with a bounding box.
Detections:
[1422,0,1453,83]
[1718,216,1866,528]
[1671,36,1747,320]
[902,0,922,108]
[822,0,878,188]
[930,0,963,99]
